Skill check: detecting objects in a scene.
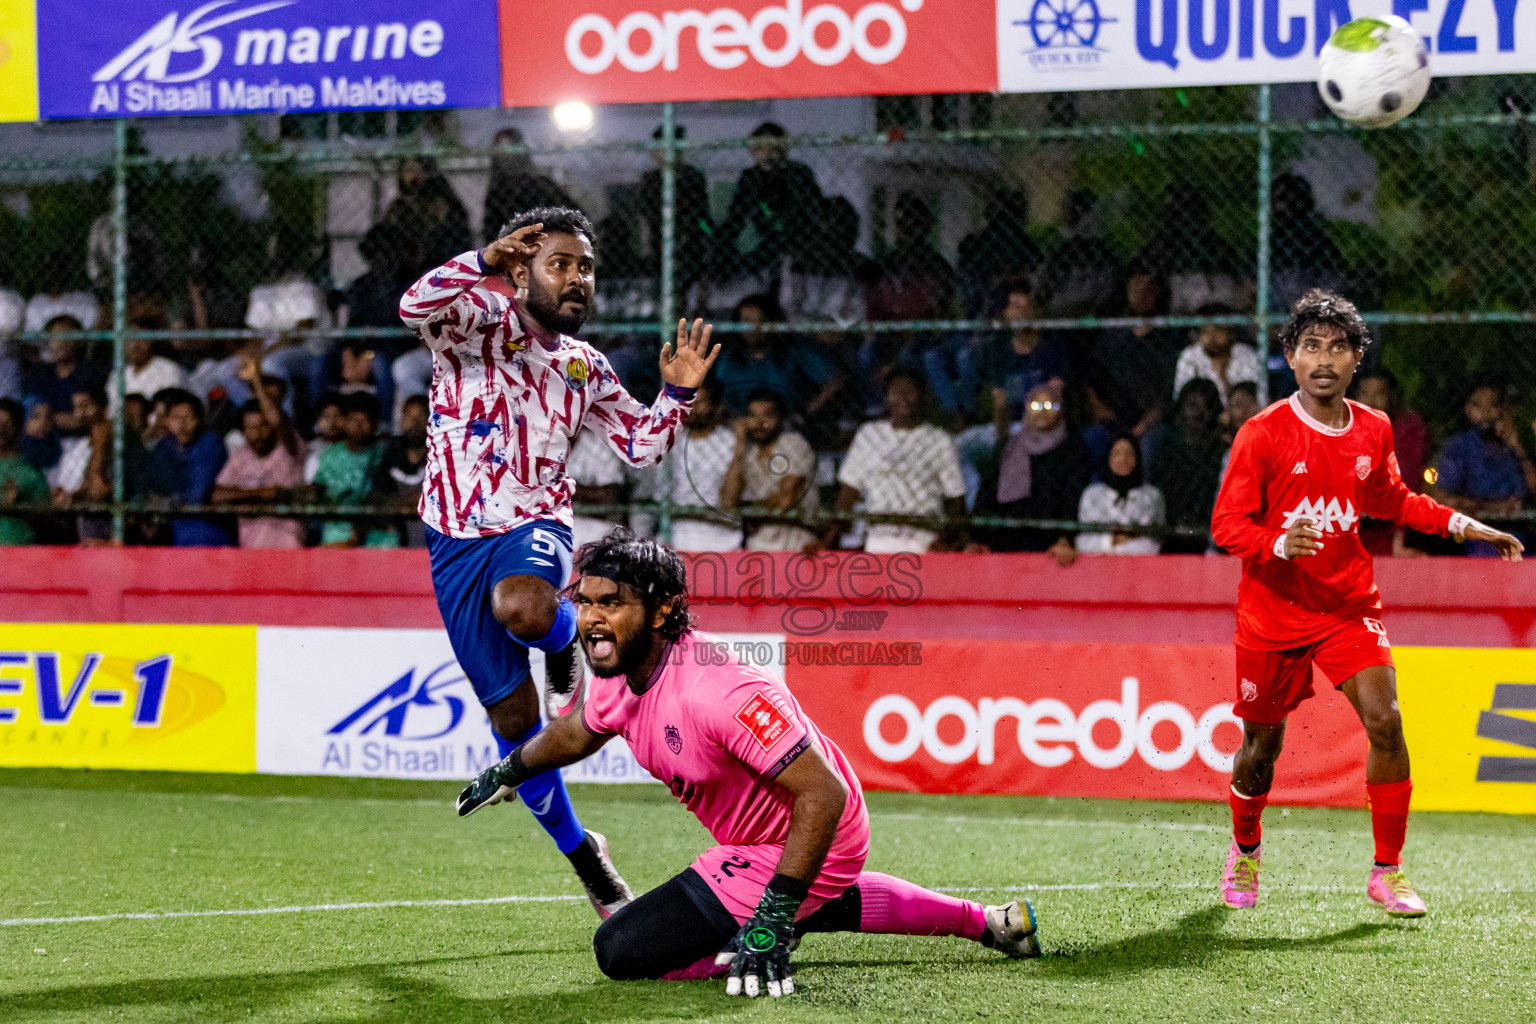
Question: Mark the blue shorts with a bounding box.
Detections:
[426,520,574,708]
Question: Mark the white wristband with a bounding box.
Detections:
[1273,532,1290,560]
[1447,512,1483,540]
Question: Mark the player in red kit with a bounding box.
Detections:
[1211,289,1522,917]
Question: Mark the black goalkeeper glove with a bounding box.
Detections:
[715,874,806,997]
[456,745,532,817]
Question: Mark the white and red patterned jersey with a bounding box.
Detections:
[399,250,694,539]
[1213,393,1458,650]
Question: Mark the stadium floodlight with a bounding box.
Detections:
[552,101,594,134]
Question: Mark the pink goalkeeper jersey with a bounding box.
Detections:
[582,631,869,851]
[399,250,694,539]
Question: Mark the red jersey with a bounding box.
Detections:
[1212,393,1460,650]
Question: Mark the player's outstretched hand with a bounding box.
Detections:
[660,318,720,390]
[1284,518,1324,559]
[455,758,521,817]
[1463,522,1525,562]
[715,903,797,997]
[481,223,545,275]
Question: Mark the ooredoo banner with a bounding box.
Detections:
[789,639,1370,806]
[498,0,998,106]
[996,0,1536,95]
[36,0,502,120]
[0,623,256,772]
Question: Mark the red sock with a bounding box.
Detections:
[1230,786,1268,847]
[1366,779,1412,866]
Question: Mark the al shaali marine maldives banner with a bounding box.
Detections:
[36,0,502,119]
[997,0,1536,93]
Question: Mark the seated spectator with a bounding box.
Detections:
[316,340,394,424]
[390,340,433,432]
[212,398,306,549]
[781,195,873,326]
[1140,184,1247,314]
[1149,379,1227,554]
[1224,381,1261,441]
[108,333,187,415]
[987,277,1070,445]
[713,294,829,418]
[0,397,48,545]
[1077,433,1165,555]
[568,426,629,551]
[1037,189,1120,317]
[958,188,1041,318]
[1354,368,1430,557]
[25,320,105,432]
[384,156,473,273]
[245,232,330,409]
[311,392,396,548]
[979,384,1091,564]
[713,122,823,276]
[1172,307,1260,409]
[1434,382,1535,557]
[665,377,743,552]
[720,388,819,551]
[305,393,346,483]
[865,195,956,417]
[483,128,576,246]
[153,389,232,547]
[824,371,966,555]
[342,222,412,331]
[1083,268,1179,442]
[1270,173,1346,312]
[49,386,106,501]
[386,394,430,547]
[23,253,98,333]
[20,398,60,474]
[639,124,712,291]
[0,288,22,401]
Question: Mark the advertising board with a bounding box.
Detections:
[0,0,38,121]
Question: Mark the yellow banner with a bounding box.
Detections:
[0,1,38,122]
[0,624,256,772]
[1397,647,1536,814]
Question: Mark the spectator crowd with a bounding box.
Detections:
[0,122,1524,559]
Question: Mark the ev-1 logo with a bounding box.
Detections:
[0,651,174,726]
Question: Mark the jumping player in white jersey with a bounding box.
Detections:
[457,532,1042,998]
[399,207,719,916]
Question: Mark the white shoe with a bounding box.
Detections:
[982,899,1041,959]
[543,639,587,720]
[578,831,634,920]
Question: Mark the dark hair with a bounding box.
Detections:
[1278,288,1369,355]
[733,292,782,322]
[1356,367,1400,394]
[1174,377,1222,416]
[652,123,686,141]
[1228,380,1258,402]
[0,396,22,426]
[886,367,926,396]
[342,391,382,424]
[750,122,787,139]
[744,388,785,417]
[402,393,429,412]
[315,391,345,415]
[697,375,724,403]
[123,393,151,414]
[160,388,203,422]
[239,399,267,418]
[260,374,289,401]
[572,528,694,642]
[497,206,597,256]
[75,385,109,409]
[1001,273,1034,300]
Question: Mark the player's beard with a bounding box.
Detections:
[524,274,590,335]
[588,626,656,681]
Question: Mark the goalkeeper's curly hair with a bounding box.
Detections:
[571,529,695,642]
[1278,288,1370,355]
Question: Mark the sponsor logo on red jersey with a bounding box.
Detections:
[735,690,792,750]
[1281,497,1358,534]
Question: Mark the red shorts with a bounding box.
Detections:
[1234,616,1394,724]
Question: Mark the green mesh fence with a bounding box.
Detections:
[2,79,1535,554]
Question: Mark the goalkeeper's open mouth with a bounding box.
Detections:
[584,629,616,661]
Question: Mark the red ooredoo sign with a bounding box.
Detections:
[499,0,997,106]
[787,640,1369,808]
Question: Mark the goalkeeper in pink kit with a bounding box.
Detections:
[457,532,1040,996]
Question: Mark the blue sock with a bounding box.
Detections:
[495,718,586,854]
[518,597,576,653]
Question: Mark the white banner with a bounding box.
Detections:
[997,0,1536,94]
[255,627,783,784]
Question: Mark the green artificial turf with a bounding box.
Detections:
[2,768,1533,1023]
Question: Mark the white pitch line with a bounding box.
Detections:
[871,811,1349,837]
[1,894,584,928]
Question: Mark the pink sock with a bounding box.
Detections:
[856,872,986,940]
[660,956,730,981]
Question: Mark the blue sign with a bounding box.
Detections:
[38,0,502,119]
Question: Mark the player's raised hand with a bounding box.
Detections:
[1284,518,1324,559]
[1462,522,1525,562]
[481,223,545,275]
[660,318,720,389]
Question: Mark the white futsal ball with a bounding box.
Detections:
[1318,16,1431,128]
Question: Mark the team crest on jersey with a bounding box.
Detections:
[1355,455,1372,480]
[664,724,684,755]
[564,358,589,390]
[1240,679,1258,702]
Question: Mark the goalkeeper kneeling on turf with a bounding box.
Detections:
[457,531,1042,996]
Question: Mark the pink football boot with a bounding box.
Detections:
[1367,865,1428,918]
[1221,840,1261,909]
